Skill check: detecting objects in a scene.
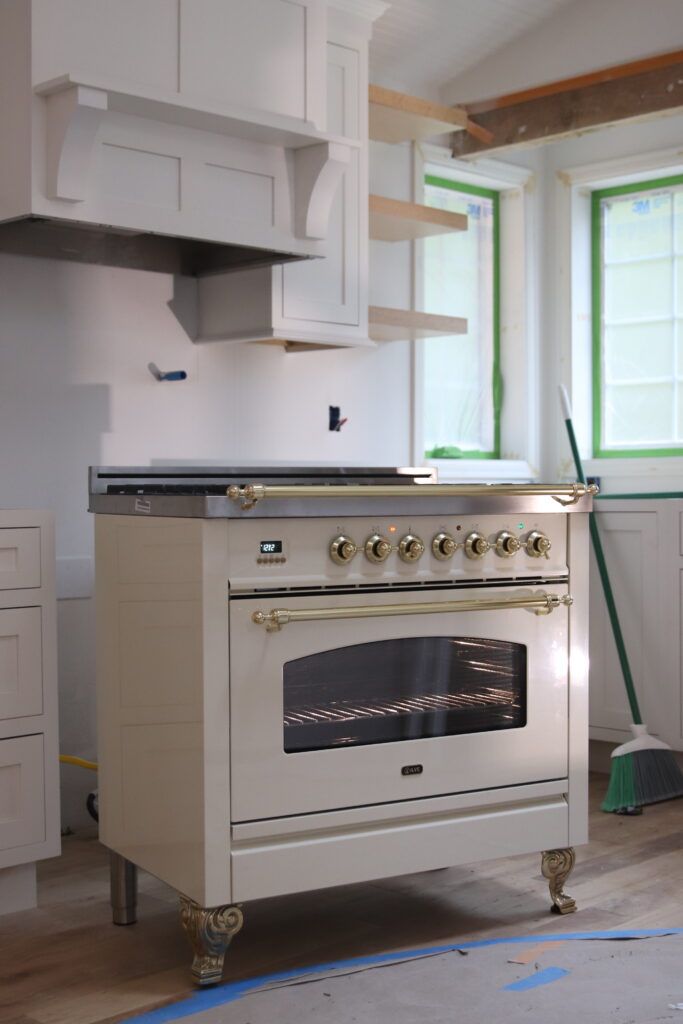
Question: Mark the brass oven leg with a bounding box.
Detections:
[541,847,577,915]
[110,851,138,925]
[179,897,244,986]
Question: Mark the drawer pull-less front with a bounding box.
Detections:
[0,529,40,590]
[252,592,573,632]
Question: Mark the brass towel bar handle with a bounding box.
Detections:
[252,592,573,632]
[227,482,597,510]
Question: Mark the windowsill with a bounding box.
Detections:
[583,456,683,495]
[425,459,537,483]
[584,456,683,476]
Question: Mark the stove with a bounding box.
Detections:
[90,466,594,985]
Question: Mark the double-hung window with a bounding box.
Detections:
[420,176,501,460]
[593,174,683,457]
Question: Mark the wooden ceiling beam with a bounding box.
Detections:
[452,50,683,158]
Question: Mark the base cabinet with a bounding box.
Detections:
[589,499,682,748]
[0,511,60,915]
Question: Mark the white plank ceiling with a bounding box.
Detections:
[370,0,577,98]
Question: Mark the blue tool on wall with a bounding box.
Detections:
[148,362,187,382]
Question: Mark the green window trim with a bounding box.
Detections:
[592,172,683,459]
[423,175,501,460]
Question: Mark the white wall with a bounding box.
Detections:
[0,249,411,827]
[442,0,683,105]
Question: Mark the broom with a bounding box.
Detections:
[559,385,683,813]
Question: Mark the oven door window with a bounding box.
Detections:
[283,636,527,753]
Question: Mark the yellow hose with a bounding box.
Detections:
[59,754,98,772]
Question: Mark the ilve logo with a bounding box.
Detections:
[401,764,423,776]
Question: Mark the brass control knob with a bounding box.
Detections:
[329,535,358,565]
[398,534,425,563]
[495,530,521,558]
[464,531,490,560]
[365,534,392,563]
[526,531,551,559]
[432,532,457,560]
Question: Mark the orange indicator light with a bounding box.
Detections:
[388,525,397,533]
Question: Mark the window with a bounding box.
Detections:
[421,176,501,460]
[593,174,683,457]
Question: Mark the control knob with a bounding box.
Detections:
[398,534,425,563]
[432,532,457,560]
[526,531,551,559]
[464,532,490,560]
[365,534,392,563]
[329,535,358,565]
[495,530,521,558]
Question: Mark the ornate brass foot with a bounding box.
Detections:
[541,847,576,915]
[179,897,244,986]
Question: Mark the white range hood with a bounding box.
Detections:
[0,0,357,275]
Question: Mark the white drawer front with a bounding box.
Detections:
[0,608,43,721]
[0,735,45,851]
[0,529,41,590]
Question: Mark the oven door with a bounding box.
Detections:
[229,584,571,821]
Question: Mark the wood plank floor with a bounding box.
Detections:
[2,774,683,1024]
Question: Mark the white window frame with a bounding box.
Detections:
[413,144,537,482]
[559,145,683,485]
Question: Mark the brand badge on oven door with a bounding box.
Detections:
[401,764,423,776]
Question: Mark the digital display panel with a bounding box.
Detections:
[260,540,283,554]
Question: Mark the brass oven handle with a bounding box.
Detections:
[252,592,573,632]
[227,482,597,509]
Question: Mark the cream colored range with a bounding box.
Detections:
[95,509,588,984]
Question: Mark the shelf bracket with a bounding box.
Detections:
[293,141,350,240]
[44,83,108,202]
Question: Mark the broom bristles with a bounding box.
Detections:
[602,748,683,813]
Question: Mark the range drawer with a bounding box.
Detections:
[0,529,40,590]
[0,607,43,720]
[0,734,45,852]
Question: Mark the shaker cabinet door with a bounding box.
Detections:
[281,149,360,326]
[0,608,43,721]
[0,735,45,856]
[0,529,41,591]
[279,42,362,328]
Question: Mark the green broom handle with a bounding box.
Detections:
[559,386,643,725]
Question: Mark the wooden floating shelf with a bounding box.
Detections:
[369,84,468,144]
[368,306,467,343]
[369,194,467,242]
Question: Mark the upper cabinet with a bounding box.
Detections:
[0,0,354,274]
[196,3,379,349]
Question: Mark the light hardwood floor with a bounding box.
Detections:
[2,774,683,1024]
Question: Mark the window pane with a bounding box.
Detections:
[604,192,671,263]
[283,637,527,753]
[604,258,673,322]
[605,383,674,446]
[675,191,683,252]
[596,180,683,455]
[604,321,673,382]
[676,256,683,307]
[423,182,496,455]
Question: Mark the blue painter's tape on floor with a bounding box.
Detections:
[126,928,683,1024]
[503,966,571,991]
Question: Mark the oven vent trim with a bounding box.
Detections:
[229,576,569,598]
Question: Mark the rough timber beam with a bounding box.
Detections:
[452,49,683,158]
